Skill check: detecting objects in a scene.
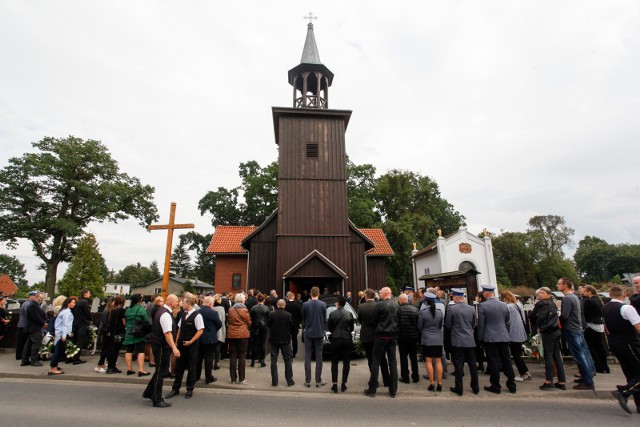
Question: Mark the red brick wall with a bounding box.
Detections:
[214,255,248,295]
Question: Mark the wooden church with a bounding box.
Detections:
[207,21,394,299]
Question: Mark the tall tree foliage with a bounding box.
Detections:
[180,232,215,284]
[491,232,537,287]
[574,236,640,282]
[58,233,105,298]
[170,239,192,278]
[527,215,575,261]
[0,253,29,287]
[0,136,158,299]
[115,262,161,287]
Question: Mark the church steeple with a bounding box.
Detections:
[288,16,334,109]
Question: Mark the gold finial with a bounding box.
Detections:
[483,228,489,237]
[437,229,442,237]
[413,242,417,250]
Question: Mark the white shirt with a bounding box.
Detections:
[159,304,174,334]
[177,308,204,331]
[610,299,640,325]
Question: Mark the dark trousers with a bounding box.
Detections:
[509,342,529,376]
[330,338,352,384]
[172,343,198,392]
[50,339,65,369]
[368,337,398,395]
[228,338,248,382]
[291,326,299,357]
[98,334,110,366]
[15,328,27,360]
[611,341,640,413]
[304,336,323,383]
[584,328,609,373]
[270,341,293,385]
[541,330,566,383]
[251,329,268,362]
[22,330,42,364]
[451,346,479,394]
[72,325,88,360]
[144,344,171,404]
[363,341,389,387]
[107,338,122,370]
[484,342,516,391]
[196,342,217,382]
[398,338,419,382]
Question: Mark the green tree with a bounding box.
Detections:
[180,232,215,284]
[198,161,278,226]
[115,262,160,287]
[527,215,575,261]
[375,170,465,291]
[58,233,105,298]
[0,136,158,299]
[491,232,537,287]
[171,239,192,278]
[346,158,380,228]
[0,253,29,287]
[574,236,612,282]
[606,244,640,278]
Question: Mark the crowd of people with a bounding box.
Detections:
[3,275,639,414]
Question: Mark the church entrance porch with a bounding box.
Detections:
[284,277,344,299]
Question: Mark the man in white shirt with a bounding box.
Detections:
[602,285,640,414]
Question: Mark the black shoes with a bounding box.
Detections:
[20,361,31,366]
[363,389,376,397]
[341,383,347,392]
[164,390,179,399]
[73,359,87,365]
[138,371,151,377]
[185,390,193,399]
[260,360,266,367]
[399,378,411,384]
[213,363,220,370]
[287,381,295,387]
[153,401,171,408]
[554,383,566,390]
[31,361,43,367]
[142,391,153,400]
[436,384,442,393]
[540,382,555,390]
[611,391,632,414]
[250,360,255,367]
[484,386,501,394]
[331,384,338,393]
[126,370,135,375]
[427,383,435,392]
[205,377,217,384]
[450,387,462,396]
[573,383,595,391]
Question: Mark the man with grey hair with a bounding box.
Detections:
[630,275,640,315]
[195,296,222,385]
[364,287,399,398]
[397,293,420,384]
[21,291,47,367]
[269,299,295,387]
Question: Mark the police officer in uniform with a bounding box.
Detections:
[477,284,516,394]
[166,295,204,399]
[143,294,180,408]
[445,288,479,395]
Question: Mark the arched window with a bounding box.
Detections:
[459,261,475,271]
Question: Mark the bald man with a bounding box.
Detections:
[143,294,181,408]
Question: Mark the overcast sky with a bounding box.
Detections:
[1,1,639,286]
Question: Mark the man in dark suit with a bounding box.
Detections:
[285,291,302,357]
[196,295,222,384]
[477,284,516,394]
[269,299,295,386]
[397,293,419,384]
[358,288,389,388]
[71,288,92,364]
[21,291,47,367]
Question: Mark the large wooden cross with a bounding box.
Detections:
[147,202,194,299]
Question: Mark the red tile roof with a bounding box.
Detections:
[207,226,394,257]
[0,274,18,296]
[360,228,395,256]
[206,226,256,254]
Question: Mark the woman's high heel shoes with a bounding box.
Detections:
[436,384,442,392]
[427,383,435,392]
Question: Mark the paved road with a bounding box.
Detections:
[0,378,637,426]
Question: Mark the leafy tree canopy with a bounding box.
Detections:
[527,215,575,261]
[0,136,158,299]
[115,262,161,288]
[57,233,105,298]
[0,253,29,287]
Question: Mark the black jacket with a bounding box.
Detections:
[397,303,420,341]
[373,299,399,337]
[328,307,354,341]
[530,299,559,333]
[285,300,303,327]
[583,296,604,325]
[25,301,46,333]
[357,300,377,343]
[268,308,293,345]
[73,298,92,328]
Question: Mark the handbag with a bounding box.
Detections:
[129,306,152,337]
[114,333,125,344]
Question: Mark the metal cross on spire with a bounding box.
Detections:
[303,12,317,24]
